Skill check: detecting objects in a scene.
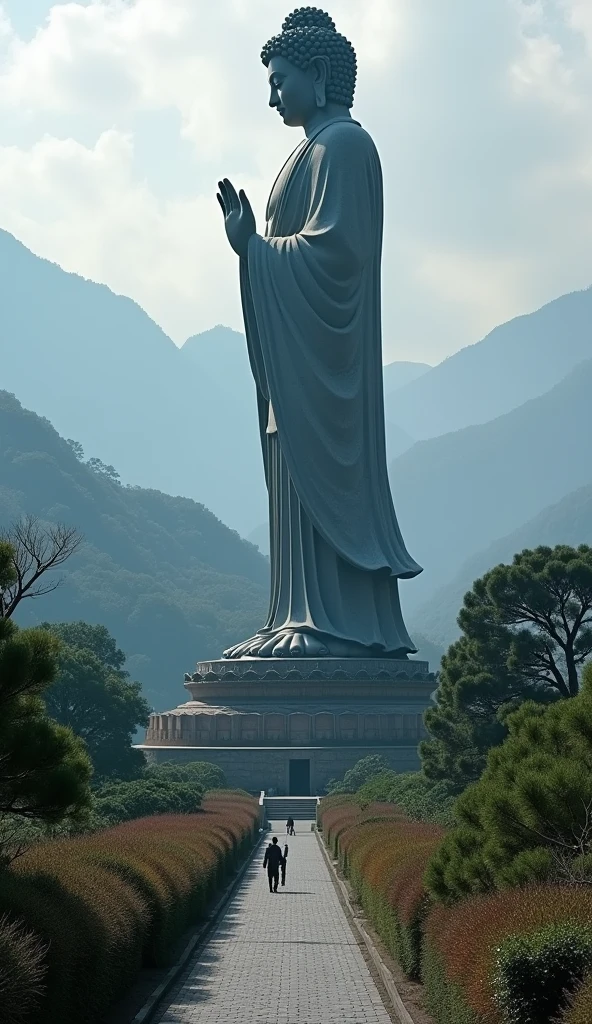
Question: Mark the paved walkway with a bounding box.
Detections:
[154,821,392,1024]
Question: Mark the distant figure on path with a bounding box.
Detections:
[263,836,284,893]
[281,844,289,887]
[286,816,295,835]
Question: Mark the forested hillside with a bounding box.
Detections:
[0,230,266,536]
[0,390,268,709]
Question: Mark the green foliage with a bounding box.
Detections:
[42,622,150,780]
[326,755,390,794]
[427,662,592,902]
[0,913,47,1024]
[93,777,202,825]
[493,923,592,1024]
[86,457,120,483]
[422,544,592,791]
[0,565,92,862]
[423,885,592,1024]
[144,760,227,790]
[91,761,226,825]
[357,771,457,826]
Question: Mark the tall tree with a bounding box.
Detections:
[422,545,592,790]
[42,622,150,781]
[426,663,592,903]
[0,546,91,863]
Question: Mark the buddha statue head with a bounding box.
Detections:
[261,7,357,129]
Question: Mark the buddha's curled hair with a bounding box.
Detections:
[261,7,357,108]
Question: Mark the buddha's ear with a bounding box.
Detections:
[309,56,330,108]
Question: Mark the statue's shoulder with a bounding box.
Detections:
[317,119,379,161]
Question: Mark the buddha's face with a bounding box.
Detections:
[268,55,318,128]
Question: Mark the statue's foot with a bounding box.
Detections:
[222,630,412,660]
[222,630,329,659]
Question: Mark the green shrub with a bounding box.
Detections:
[144,760,227,790]
[326,754,390,794]
[0,913,47,1024]
[493,923,592,1024]
[357,771,457,826]
[94,777,202,824]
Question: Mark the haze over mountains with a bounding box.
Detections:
[1,228,591,674]
[412,482,592,646]
[393,358,592,613]
[384,287,592,439]
[0,230,266,537]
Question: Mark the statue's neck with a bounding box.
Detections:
[304,105,352,139]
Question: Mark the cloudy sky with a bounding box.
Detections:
[0,0,591,364]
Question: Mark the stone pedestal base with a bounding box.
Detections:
[138,657,435,795]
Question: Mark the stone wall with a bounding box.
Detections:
[145,709,428,747]
[139,743,421,794]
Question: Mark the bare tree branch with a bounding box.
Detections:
[0,517,83,619]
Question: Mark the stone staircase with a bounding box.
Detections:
[263,796,319,821]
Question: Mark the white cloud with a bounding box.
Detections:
[415,247,529,342]
[0,129,246,339]
[0,0,590,360]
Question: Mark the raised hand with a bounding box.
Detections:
[217,178,256,258]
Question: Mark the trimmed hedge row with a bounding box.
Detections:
[319,797,592,1024]
[340,818,444,977]
[0,792,258,1024]
[319,798,442,978]
[319,797,404,857]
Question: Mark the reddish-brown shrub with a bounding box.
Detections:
[319,798,403,856]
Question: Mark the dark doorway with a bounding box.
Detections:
[289,759,310,796]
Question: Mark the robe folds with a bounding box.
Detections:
[240,117,422,655]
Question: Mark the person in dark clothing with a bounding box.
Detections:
[286,817,295,835]
[281,844,288,887]
[263,836,284,892]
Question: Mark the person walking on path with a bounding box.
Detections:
[263,836,284,893]
[281,844,288,887]
[286,817,295,835]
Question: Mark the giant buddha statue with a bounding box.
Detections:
[217,7,421,660]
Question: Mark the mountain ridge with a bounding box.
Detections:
[385,286,592,439]
[392,357,592,612]
[411,480,592,646]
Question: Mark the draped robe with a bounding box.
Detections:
[239,117,422,656]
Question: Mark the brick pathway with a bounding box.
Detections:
[154,821,392,1024]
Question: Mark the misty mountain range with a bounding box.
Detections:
[1,226,591,672]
